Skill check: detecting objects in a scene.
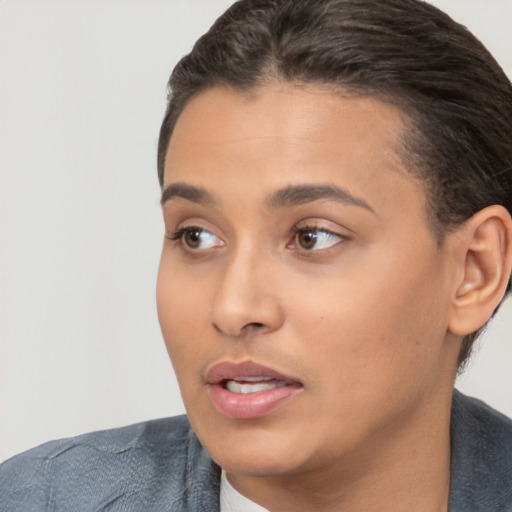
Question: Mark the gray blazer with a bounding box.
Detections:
[1,390,511,511]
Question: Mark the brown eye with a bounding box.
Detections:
[170,226,223,250]
[297,229,318,250]
[183,228,202,248]
[293,227,343,251]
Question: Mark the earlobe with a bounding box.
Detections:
[448,205,512,336]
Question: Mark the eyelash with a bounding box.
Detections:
[167,224,346,253]
[168,227,195,242]
[167,225,226,255]
[289,225,346,251]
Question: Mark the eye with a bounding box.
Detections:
[291,227,344,251]
[169,226,223,250]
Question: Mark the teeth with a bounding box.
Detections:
[225,379,287,394]
[233,376,273,382]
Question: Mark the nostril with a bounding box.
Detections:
[212,321,267,337]
[212,323,225,335]
[243,322,267,334]
[243,322,270,336]
[210,282,285,337]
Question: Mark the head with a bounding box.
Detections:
[158,0,512,368]
[155,0,512,485]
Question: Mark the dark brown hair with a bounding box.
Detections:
[157,0,512,368]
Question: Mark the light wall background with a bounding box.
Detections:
[1,0,511,462]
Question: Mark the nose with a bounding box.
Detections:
[210,247,285,338]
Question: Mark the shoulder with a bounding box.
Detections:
[0,415,220,511]
[454,388,512,422]
[451,389,512,456]
[450,390,512,512]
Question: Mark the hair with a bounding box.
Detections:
[157,0,512,369]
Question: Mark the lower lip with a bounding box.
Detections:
[209,382,302,419]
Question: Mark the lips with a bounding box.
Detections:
[206,360,303,419]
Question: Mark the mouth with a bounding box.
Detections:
[223,376,289,394]
[206,360,303,419]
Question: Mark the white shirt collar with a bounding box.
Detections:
[220,470,270,512]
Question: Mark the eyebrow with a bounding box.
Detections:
[266,184,375,213]
[160,183,216,206]
[161,181,375,214]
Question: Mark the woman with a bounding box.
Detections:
[2,1,512,510]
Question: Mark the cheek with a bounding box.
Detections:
[156,254,206,371]
[287,251,450,390]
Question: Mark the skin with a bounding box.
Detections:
[157,84,467,512]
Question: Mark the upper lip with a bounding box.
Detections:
[205,360,300,385]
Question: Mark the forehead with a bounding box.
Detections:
[166,84,406,172]
[164,84,427,222]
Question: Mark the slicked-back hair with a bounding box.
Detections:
[157,0,512,368]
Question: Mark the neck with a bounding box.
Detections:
[227,387,453,512]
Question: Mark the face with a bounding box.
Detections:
[157,84,460,480]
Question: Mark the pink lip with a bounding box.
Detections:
[206,360,303,420]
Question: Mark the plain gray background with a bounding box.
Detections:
[1,0,511,462]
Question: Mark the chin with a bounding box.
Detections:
[216,452,305,478]
[199,424,314,477]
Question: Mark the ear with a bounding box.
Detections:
[448,205,512,336]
